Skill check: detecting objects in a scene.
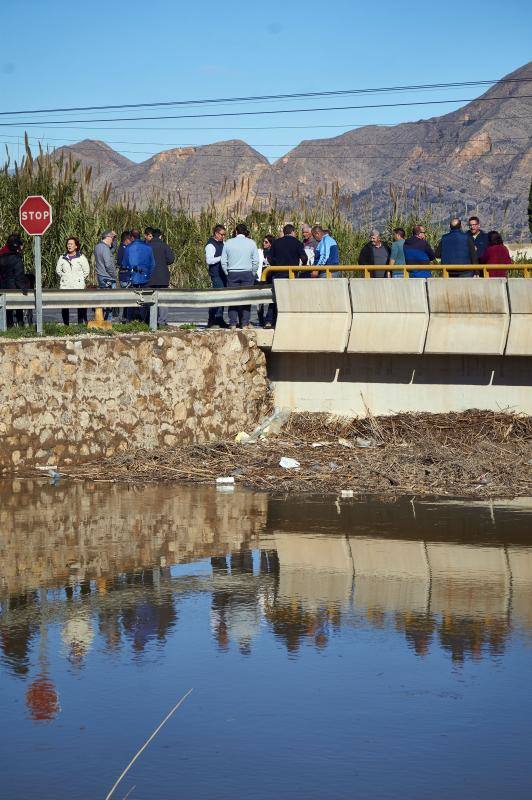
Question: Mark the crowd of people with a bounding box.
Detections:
[0,214,516,329]
[0,227,175,327]
[203,215,513,329]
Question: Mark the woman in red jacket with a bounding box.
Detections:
[481,231,512,277]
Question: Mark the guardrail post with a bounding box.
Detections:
[149,292,158,331]
[0,294,6,332]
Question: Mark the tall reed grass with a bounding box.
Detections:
[2,137,526,288]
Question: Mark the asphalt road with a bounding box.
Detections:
[41,305,264,327]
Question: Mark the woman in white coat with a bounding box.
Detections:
[56,237,90,325]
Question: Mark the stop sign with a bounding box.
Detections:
[19,195,53,235]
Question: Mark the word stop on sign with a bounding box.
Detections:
[21,210,50,221]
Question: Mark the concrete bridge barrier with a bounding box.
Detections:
[506,279,532,356]
[424,278,510,355]
[271,278,351,352]
[347,279,429,353]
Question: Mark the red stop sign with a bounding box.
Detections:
[19,195,53,235]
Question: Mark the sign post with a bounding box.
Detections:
[19,195,53,335]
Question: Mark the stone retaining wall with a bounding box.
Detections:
[0,331,269,472]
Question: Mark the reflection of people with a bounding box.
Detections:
[210,549,262,655]
[0,592,38,676]
[395,611,437,657]
[120,569,177,654]
[61,614,95,668]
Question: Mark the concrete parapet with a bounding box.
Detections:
[272,279,351,352]
[347,279,429,353]
[425,278,510,355]
[274,278,351,313]
[506,279,532,356]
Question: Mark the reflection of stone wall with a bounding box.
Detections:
[0,330,269,471]
[0,480,267,596]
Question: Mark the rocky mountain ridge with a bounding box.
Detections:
[54,61,532,236]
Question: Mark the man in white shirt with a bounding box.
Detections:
[205,224,227,328]
[221,223,260,329]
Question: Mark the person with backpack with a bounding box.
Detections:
[0,234,26,327]
[122,229,155,321]
[56,236,90,325]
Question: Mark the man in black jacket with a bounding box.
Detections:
[0,234,26,327]
[148,228,175,326]
[467,216,489,261]
[264,224,308,327]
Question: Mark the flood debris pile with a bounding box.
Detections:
[62,410,532,499]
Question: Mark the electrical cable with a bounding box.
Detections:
[1,77,530,117]
[1,95,531,127]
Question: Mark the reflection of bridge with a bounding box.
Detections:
[264,531,532,633]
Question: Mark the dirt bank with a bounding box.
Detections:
[56,411,532,499]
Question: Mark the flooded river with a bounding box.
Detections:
[1,480,532,799]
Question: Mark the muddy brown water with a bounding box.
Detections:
[1,479,532,800]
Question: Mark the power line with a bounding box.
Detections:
[1,94,531,128]
[1,77,530,118]
[6,113,532,134]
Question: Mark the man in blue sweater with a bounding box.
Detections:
[122,229,155,320]
[221,223,260,328]
[312,226,340,277]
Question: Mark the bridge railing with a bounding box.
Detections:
[261,264,532,280]
[0,286,274,332]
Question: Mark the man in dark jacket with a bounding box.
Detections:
[264,224,308,327]
[403,224,436,278]
[148,228,175,326]
[117,230,133,287]
[358,229,391,277]
[467,216,489,261]
[205,224,228,328]
[436,218,478,277]
[0,234,26,327]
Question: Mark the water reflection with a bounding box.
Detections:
[2,481,531,682]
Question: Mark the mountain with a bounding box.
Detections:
[54,139,134,189]
[252,61,532,235]
[52,61,532,236]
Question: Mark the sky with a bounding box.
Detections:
[1,0,531,165]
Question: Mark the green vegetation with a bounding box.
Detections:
[0,321,150,339]
[1,137,529,292]
[0,138,446,289]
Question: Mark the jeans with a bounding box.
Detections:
[97,275,116,319]
[208,265,227,325]
[227,270,254,327]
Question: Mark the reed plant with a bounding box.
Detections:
[5,138,523,289]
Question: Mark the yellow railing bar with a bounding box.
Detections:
[261,265,530,281]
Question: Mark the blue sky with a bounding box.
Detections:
[1,0,531,164]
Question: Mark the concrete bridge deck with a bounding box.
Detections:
[254,278,532,416]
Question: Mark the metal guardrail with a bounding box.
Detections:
[261,264,532,280]
[0,286,274,332]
